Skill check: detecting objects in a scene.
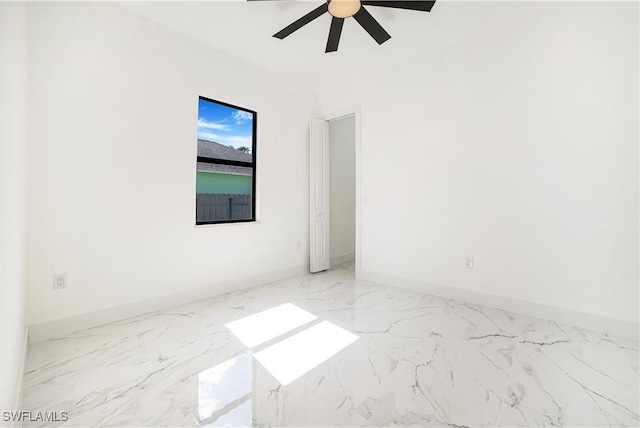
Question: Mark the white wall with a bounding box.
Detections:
[329,116,355,262]
[321,2,639,326]
[0,1,28,412]
[26,2,318,326]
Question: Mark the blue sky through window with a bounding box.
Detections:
[198,98,253,150]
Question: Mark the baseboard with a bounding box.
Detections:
[28,264,309,343]
[359,270,639,341]
[10,327,28,427]
[330,253,355,267]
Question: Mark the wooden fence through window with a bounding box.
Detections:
[196,193,252,222]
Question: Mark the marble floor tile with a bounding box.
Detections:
[496,317,639,427]
[610,336,640,378]
[22,263,639,427]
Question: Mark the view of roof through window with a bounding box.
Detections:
[196,97,256,224]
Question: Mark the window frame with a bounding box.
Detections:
[196,96,257,226]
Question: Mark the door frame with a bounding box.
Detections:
[324,106,362,277]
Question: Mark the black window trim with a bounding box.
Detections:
[196,96,257,226]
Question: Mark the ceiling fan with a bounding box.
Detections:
[248,0,436,53]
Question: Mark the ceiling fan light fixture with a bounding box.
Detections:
[264,0,436,53]
[328,0,361,18]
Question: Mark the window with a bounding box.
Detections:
[196,96,256,224]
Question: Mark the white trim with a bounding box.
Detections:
[330,253,355,267]
[360,269,639,340]
[325,106,358,122]
[28,264,308,343]
[324,106,362,278]
[11,327,28,426]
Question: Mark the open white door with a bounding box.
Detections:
[310,118,330,273]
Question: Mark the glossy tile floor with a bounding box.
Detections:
[23,263,639,427]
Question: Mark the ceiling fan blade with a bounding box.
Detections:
[273,3,329,39]
[361,1,435,12]
[325,17,345,52]
[353,7,391,45]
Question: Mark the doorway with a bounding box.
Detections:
[309,107,360,273]
[328,115,356,268]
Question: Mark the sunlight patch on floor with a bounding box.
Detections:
[225,302,317,348]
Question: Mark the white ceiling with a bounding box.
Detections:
[116,1,552,91]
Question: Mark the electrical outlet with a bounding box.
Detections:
[53,273,67,290]
[465,257,474,269]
